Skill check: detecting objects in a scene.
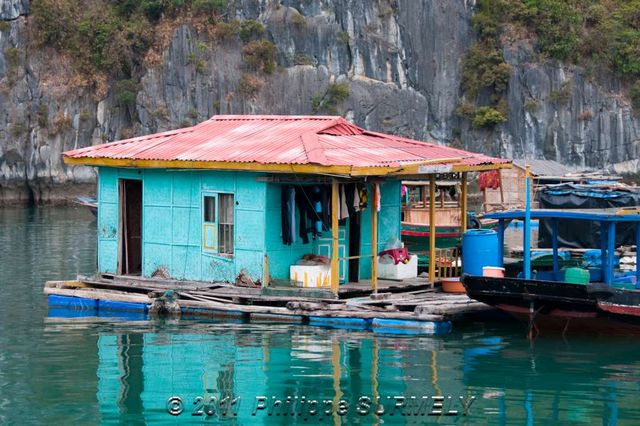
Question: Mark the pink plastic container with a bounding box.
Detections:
[482,266,505,278]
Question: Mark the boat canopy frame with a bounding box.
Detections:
[483,208,640,285]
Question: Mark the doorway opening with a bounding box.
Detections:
[348,211,361,282]
[119,179,142,275]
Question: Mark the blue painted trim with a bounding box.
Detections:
[497,219,505,264]
[636,224,640,285]
[249,313,305,323]
[309,316,369,329]
[551,218,559,278]
[523,173,531,280]
[606,222,616,285]
[98,299,148,313]
[484,209,640,222]
[372,318,452,335]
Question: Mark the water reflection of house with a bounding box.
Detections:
[94,326,466,422]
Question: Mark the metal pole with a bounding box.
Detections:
[552,218,559,279]
[428,175,437,285]
[371,183,378,293]
[461,172,468,233]
[524,165,531,280]
[331,181,339,294]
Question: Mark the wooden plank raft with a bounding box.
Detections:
[44,275,497,332]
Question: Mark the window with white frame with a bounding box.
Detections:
[203,193,234,256]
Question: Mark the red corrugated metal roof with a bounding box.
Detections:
[64,115,508,169]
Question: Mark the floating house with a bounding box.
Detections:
[63,115,509,294]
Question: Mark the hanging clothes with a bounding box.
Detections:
[320,185,331,231]
[375,183,381,212]
[345,183,357,217]
[289,186,296,243]
[281,185,293,245]
[339,184,349,220]
[353,185,360,213]
[358,184,368,210]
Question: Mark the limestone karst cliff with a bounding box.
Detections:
[0,0,638,203]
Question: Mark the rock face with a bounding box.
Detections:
[0,0,638,204]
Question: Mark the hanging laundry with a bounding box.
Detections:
[345,183,357,217]
[295,188,311,244]
[375,183,381,212]
[288,186,296,244]
[320,185,331,231]
[281,185,293,245]
[358,184,368,210]
[339,184,349,220]
[353,185,360,213]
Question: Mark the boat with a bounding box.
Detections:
[401,180,497,250]
[462,208,640,335]
[73,196,98,217]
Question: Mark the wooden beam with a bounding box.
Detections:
[331,181,340,294]
[65,155,511,176]
[371,183,379,293]
[428,176,436,285]
[461,172,468,233]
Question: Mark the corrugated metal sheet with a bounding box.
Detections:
[64,115,507,168]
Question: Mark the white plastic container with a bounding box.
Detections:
[290,264,331,288]
[377,255,418,280]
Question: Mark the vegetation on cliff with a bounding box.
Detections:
[459,0,640,128]
[28,0,276,101]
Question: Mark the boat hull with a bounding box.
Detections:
[462,275,640,334]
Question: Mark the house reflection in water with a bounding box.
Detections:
[93,324,468,423]
[87,320,640,423]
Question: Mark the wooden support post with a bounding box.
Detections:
[461,172,468,233]
[371,183,379,293]
[428,175,437,285]
[551,218,559,279]
[331,181,339,295]
[262,254,270,288]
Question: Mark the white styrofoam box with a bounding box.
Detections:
[290,264,331,288]
[377,254,418,280]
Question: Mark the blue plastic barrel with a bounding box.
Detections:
[462,229,501,275]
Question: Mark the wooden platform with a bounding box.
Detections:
[44,274,495,334]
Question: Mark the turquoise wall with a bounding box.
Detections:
[97,167,266,283]
[97,167,400,284]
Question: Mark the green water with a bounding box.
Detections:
[1,207,640,425]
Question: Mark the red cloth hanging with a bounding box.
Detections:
[479,170,502,190]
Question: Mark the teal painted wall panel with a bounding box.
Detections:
[143,170,172,206]
[235,249,264,281]
[97,168,119,273]
[144,206,172,244]
[236,173,266,210]
[98,203,118,240]
[171,207,199,246]
[98,168,118,203]
[171,246,202,280]
[235,209,265,251]
[201,255,234,282]
[143,243,171,276]
[201,171,235,193]
[171,172,197,207]
[98,240,118,274]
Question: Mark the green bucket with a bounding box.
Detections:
[564,267,590,285]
